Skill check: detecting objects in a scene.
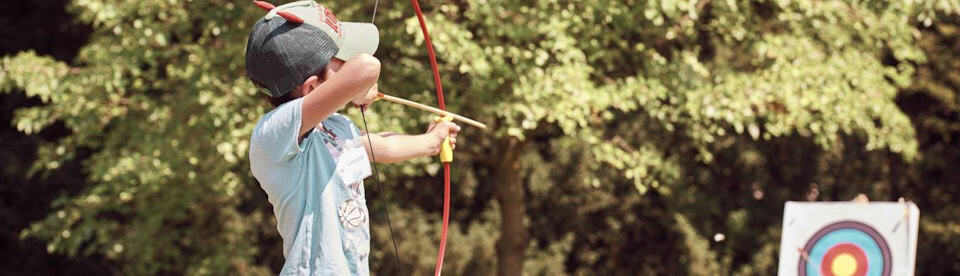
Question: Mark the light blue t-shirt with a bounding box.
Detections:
[249,98,371,275]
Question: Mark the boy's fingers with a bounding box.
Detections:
[444,123,460,137]
[444,122,461,131]
[428,122,460,138]
[436,122,451,131]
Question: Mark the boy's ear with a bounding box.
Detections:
[300,75,321,96]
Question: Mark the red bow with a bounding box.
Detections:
[408,1,452,275]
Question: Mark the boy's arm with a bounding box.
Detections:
[299,54,380,137]
[361,122,461,163]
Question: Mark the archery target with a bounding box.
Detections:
[777,201,919,276]
[799,221,890,276]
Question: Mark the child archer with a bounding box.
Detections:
[244,1,460,274]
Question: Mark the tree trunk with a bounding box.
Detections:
[494,137,528,276]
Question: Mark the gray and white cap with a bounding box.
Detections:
[245,1,379,98]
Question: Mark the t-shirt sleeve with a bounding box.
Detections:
[251,98,306,164]
[347,116,363,138]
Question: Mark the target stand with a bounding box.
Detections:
[777,201,919,276]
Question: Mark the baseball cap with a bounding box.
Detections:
[245,0,379,98]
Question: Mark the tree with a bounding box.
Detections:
[2,0,959,275]
[897,12,960,274]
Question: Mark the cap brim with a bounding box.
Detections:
[334,22,379,60]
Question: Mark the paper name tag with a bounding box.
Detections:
[336,137,372,185]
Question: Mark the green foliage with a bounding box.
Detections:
[901,13,960,274]
[2,0,960,275]
[675,214,722,275]
[3,0,272,274]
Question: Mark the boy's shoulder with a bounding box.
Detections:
[249,98,358,138]
[256,98,303,126]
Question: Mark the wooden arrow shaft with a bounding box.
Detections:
[378,93,488,129]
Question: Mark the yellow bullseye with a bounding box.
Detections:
[830,253,858,276]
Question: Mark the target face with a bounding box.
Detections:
[799,221,891,276]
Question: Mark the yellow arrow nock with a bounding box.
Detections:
[435,115,454,163]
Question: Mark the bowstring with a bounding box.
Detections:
[363,0,403,271]
[359,108,403,271]
[371,0,380,25]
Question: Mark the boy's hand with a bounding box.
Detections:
[352,83,379,109]
[424,121,461,155]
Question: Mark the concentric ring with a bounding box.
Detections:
[798,220,891,276]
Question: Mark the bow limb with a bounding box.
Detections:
[408,1,452,275]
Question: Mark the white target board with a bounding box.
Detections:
[777,201,919,276]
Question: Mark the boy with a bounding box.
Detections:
[244,1,460,274]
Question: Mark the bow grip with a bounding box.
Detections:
[435,115,454,163]
[440,136,453,163]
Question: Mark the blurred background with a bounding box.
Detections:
[1,0,958,275]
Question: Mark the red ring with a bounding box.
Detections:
[820,243,868,276]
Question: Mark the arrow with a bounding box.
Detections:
[375,93,488,129]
